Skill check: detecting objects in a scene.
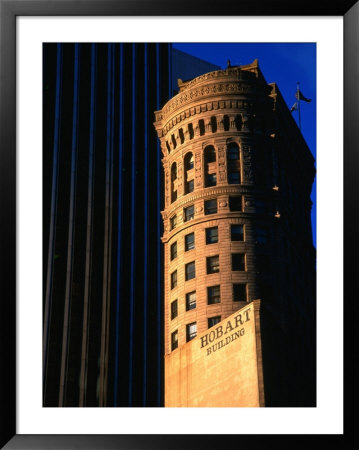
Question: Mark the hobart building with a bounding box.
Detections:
[154,60,316,407]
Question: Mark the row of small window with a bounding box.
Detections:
[168,131,241,155]
[170,224,244,260]
[171,254,246,289]
[170,196,243,230]
[171,316,223,351]
[170,283,247,320]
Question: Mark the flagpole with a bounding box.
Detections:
[297,81,302,132]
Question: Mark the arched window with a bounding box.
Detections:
[227,143,241,184]
[171,162,177,202]
[184,152,194,194]
[204,145,217,187]
[185,153,194,171]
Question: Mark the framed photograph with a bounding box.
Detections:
[1,1,356,448]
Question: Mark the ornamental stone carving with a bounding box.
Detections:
[177,161,183,192]
[195,152,202,186]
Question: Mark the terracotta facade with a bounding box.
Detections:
[154,61,274,354]
[155,60,316,407]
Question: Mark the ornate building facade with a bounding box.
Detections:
[154,60,316,406]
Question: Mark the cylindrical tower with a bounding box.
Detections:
[154,60,275,357]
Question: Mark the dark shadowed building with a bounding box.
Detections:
[43,43,219,407]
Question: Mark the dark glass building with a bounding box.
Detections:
[43,43,219,407]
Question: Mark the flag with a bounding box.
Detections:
[290,102,298,112]
[295,90,312,102]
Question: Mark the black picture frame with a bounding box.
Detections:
[1,1,356,448]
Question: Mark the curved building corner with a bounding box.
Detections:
[154,60,316,407]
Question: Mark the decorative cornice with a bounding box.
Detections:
[177,64,260,93]
[162,82,254,122]
[162,185,260,219]
[161,212,269,243]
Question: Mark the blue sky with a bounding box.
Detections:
[173,43,316,247]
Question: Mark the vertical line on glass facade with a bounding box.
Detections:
[100,43,115,406]
[142,43,149,406]
[44,42,178,408]
[114,43,124,407]
[79,43,97,407]
[43,43,63,391]
[105,43,116,405]
[59,43,80,406]
[128,43,136,406]
[155,43,161,406]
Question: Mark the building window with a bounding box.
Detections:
[232,253,246,271]
[206,173,217,187]
[186,322,197,342]
[208,316,221,328]
[229,196,242,211]
[210,116,217,133]
[231,224,244,241]
[228,143,239,160]
[170,241,177,261]
[184,152,194,194]
[186,291,196,311]
[187,154,194,169]
[227,143,241,184]
[179,128,185,144]
[185,232,195,251]
[204,199,217,215]
[206,226,218,244]
[171,299,178,319]
[204,145,217,187]
[171,162,177,203]
[208,285,220,304]
[233,283,247,302]
[171,270,177,289]
[207,255,219,274]
[185,261,195,281]
[188,123,194,140]
[187,179,194,193]
[171,330,178,351]
[255,226,268,244]
[204,145,216,163]
[170,215,177,230]
[184,205,194,222]
[223,115,230,131]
